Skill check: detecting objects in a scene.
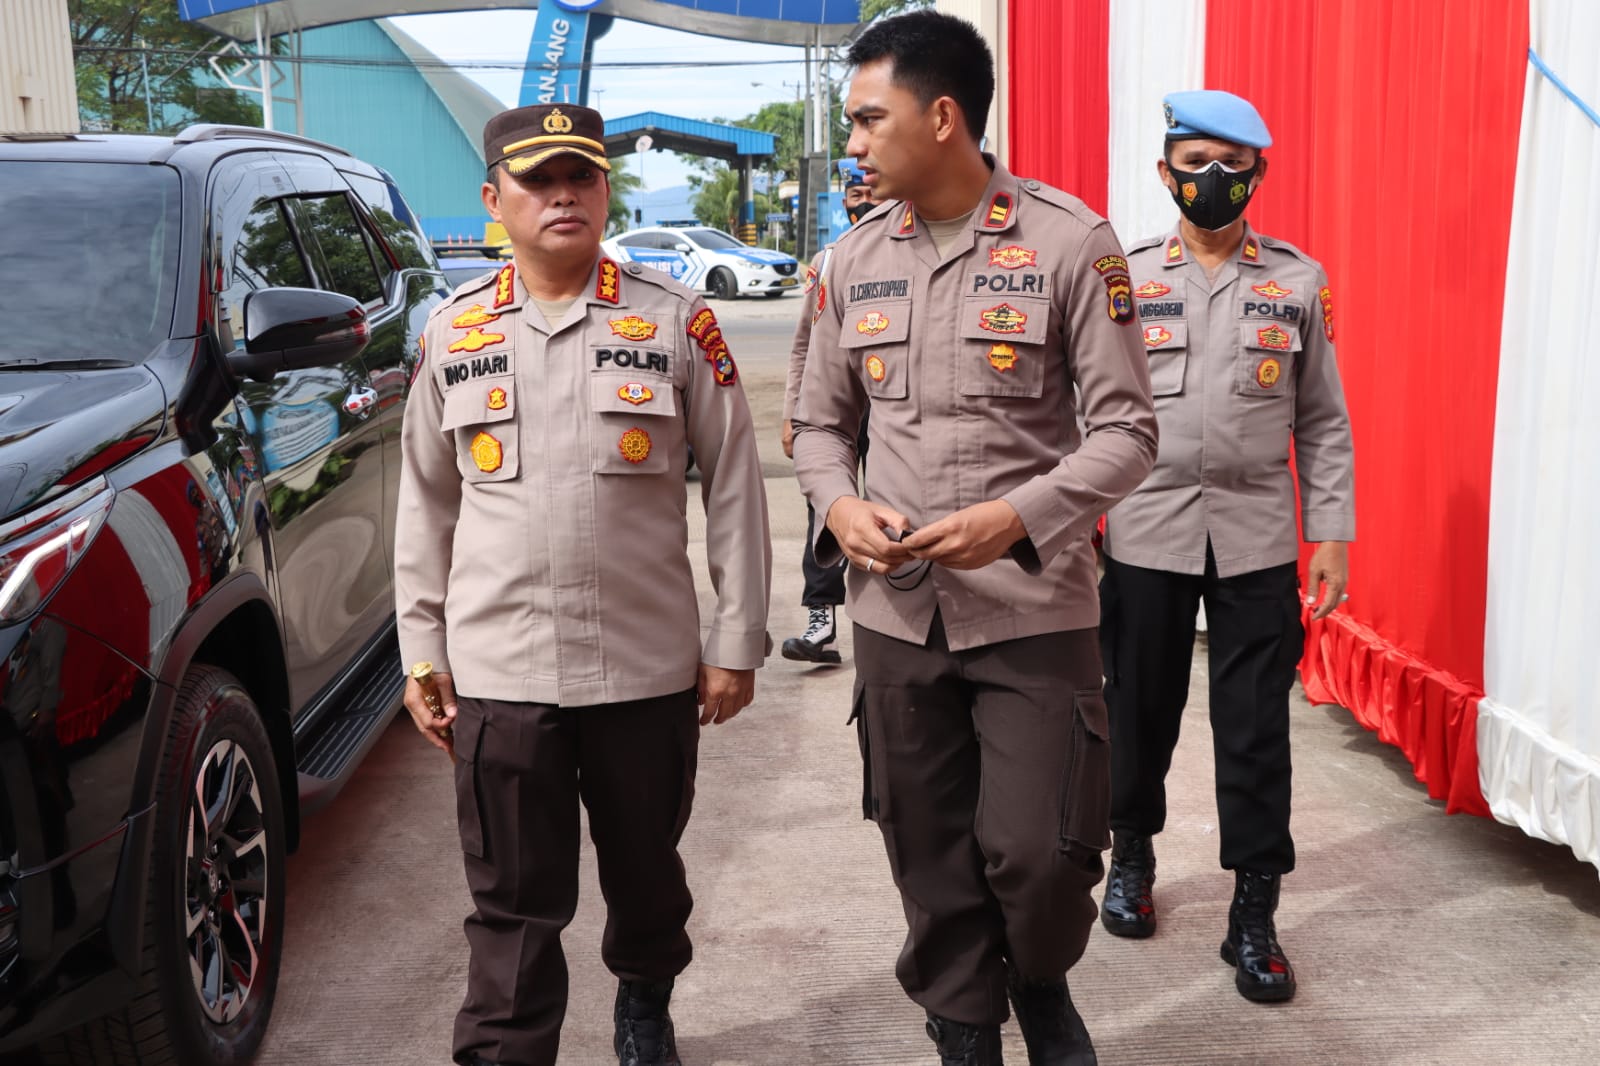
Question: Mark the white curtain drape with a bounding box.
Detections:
[1480,0,1600,871]
[1106,0,1207,246]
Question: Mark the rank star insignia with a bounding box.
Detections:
[452,304,501,329]
[1319,286,1336,341]
[618,382,654,406]
[857,310,890,336]
[448,327,506,354]
[1135,280,1172,298]
[1257,324,1291,351]
[595,258,621,304]
[865,354,886,382]
[979,303,1027,334]
[1143,325,1173,347]
[470,431,503,473]
[608,315,658,341]
[987,343,1017,372]
[1256,357,1282,388]
[1252,280,1293,299]
[487,386,508,410]
[492,264,515,308]
[618,427,652,463]
[989,245,1038,269]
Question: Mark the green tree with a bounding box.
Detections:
[607,158,643,235]
[71,0,261,132]
[688,168,773,234]
[861,0,933,19]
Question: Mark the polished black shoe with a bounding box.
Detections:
[1219,870,1296,1003]
[1005,965,1097,1065]
[1100,834,1156,938]
[781,604,843,663]
[614,978,683,1065]
[925,1012,1005,1065]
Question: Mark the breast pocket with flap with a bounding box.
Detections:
[589,370,679,475]
[440,367,518,482]
[839,298,911,401]
[958,294,1050,398]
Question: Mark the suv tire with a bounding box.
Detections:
[39,667,286,1066]
[709,267,737,301]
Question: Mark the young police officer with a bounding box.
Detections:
[780,162,879,663]
[1098,91,1355,1004]
[793,13,1158,1065]
[395,104,772,1066]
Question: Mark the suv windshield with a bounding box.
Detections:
[0,162,182,366]
[685,228,743,250]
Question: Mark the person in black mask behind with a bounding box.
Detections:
[779,163,879,663]
[1096,90,1356,1005]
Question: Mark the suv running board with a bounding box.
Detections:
[295,636,406,815]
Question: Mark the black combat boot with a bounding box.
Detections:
[1099,834,1156,938]
[1005,965,1097,1065]
[1219,870,1296,1003]
[782,604,842,663]
[924,1012,1004,1065]
[614,978,683,1065]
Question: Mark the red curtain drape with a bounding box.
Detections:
[1204,0,1528,813]
[1006,0,1109,214]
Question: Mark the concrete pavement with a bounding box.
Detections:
[257,297,1600,1066]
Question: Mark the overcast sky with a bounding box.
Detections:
[390,10,820,191]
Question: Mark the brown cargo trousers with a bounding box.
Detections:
[448,690,700,1066]
[852,616,1111,1026]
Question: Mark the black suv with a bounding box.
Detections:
[0,125,447,1064]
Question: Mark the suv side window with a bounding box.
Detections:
[221,198,314,347]
[341,170,433,272]
[290,193,386,307]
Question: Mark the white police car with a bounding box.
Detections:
[602,225,800,299]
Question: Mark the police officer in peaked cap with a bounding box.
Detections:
[395,102,772,1066]
[1098,89,1356,1004]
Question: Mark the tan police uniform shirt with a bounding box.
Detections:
[395,257,772,706]
[782,249,830,423]
[1103,224,1355,577]
[792,161,1160,651]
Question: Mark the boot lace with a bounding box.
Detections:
[801,605,834,643]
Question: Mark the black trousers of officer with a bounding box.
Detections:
[1099,545,1304,874]
[801,502,846,606]
[449,690,700,1066]
[853,615,1109,1026]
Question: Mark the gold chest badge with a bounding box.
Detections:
[618,428,652,464]
[452,304,501,329]
[865,354,886,382]
[978,303,1027,334]
[856,310,890,336]
[987,343,1017,372]
[448,327,506,354]
[487,387,508,411]
[1256,357,1282,388]
[618,382,654,406]
[1256,324,1291,351]
[470,432,503,473]
[609,315,658,341]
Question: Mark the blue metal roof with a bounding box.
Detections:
[180,1,861,46]
[605,112,775,158]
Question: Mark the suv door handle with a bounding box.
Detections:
[342,387,378,417]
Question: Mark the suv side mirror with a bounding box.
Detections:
[228,288,370,382]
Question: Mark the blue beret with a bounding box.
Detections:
[837,160,868,186]
[1162,90,1272,149]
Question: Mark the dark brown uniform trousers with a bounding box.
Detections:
[1099,545,1303,874]
[449,690,700,1066]
[852,615,1110,1026]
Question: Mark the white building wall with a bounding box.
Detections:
[0,0,78,133]
[936,0,1008,164]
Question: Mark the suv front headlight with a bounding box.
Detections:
[0,478,115,625]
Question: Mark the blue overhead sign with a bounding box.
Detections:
[522,3,591,106]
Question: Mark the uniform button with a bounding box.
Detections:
[625,263,644,275]
[1024,179,1041,191]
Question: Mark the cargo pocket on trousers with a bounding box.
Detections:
[1059,688,1111,852]
[451,701,487,859]
[849,681,882,822]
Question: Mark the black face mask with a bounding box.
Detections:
[1167,159,1258,231]
[846,197,875,225]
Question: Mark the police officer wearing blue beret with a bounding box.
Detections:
[1098,90,1356,1003]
